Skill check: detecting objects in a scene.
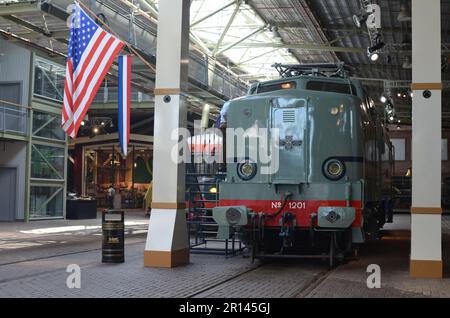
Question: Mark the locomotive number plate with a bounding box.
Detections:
[271,201,306,210]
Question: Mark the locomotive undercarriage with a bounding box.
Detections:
[213,182,392,267]
[243,216,354,268]
[235,203,391,267]
[227,201,391,268]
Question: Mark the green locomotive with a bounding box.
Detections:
[212,64,394,265]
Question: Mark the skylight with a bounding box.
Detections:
[190,0,298,81]
[146,0,298,82]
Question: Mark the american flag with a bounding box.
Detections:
[62,2,124,138]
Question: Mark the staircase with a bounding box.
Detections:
[186,170,243,256]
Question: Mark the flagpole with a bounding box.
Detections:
[77,0,156,73]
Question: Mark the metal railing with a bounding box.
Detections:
[0,100,29,136]
[92,87,154,104]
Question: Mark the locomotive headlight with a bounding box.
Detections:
[237,161,257,181]
[323,159,346,181]
[209,187,218,194]
[328,162,342,176]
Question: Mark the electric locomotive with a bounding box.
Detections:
[212,63,394,265]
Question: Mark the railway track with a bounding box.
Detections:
[0,236,341,298]
[187,259,340,299]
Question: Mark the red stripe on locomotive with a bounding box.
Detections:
[219,200,363,228]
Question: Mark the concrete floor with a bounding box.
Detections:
[0,213,449,298]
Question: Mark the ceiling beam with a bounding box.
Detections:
[274,22,403,35]
[1,15,51,37]
[216,26,267,56]
[0,1,40,16]
[191,0,236,27]
[233,42,367,53]
[213,1,241,56]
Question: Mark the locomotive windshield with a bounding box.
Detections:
[306,81,357,96]
[250,81,297,95]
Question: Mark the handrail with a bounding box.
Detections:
[0,99,32,110]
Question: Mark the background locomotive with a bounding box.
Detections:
[212,63,394,266]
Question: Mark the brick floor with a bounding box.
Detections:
[304,218,450,298]
[0,241,255,298]
[192,262,327,298]
[0,214,448,298]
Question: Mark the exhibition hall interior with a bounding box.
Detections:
[0,0,449,300]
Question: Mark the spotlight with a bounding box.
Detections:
[93,127,100,134]
[389,116,395,122]
[380,95,387,103]
[369,52,379,62]
[101,121,106,126]
[386,103,395,117]
[81,121,85,126]
[367,41,385,62]
[397,93,402,98]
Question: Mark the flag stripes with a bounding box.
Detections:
[62,2,124,139]
[119,55,132,157]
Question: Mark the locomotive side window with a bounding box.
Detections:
[306,81,357,96]
[257,81,297,94]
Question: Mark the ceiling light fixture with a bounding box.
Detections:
[368,51,379,62]
[367,40,385,62]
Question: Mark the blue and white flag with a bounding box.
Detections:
[118,55,132,157]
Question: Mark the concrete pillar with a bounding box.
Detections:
[144,0,190,268]
[410,0,443,278]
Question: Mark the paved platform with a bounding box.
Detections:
[0,214,448,298]
[0,211,149,251]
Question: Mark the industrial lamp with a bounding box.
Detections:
[367,40,385,62]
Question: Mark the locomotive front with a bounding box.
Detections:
[212,65,379,263]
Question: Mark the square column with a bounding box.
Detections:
[410,0,443,278]
[144,0,190,268]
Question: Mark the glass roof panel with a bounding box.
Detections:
[189,0,298,81]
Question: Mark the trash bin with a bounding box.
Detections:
[102,210,125,263]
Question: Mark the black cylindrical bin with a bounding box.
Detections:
[102,210,125,263]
